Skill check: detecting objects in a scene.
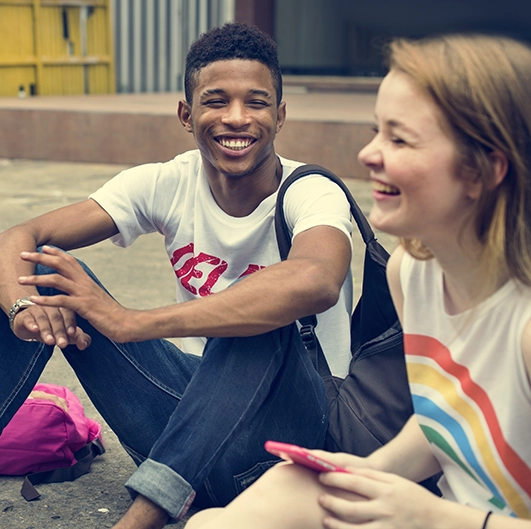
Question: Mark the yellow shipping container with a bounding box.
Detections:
[0,0,115,96]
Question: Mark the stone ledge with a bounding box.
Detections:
[0,91,376,180]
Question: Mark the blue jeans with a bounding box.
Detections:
[0,254,328,520]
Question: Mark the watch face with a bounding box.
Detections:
[9,298,35,330]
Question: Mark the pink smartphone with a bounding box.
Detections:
[264,441,349,473]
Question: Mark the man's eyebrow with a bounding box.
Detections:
[200,88,273,99]
[201,88,226,97]
[249,89,273,99]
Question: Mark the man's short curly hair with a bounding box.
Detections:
[184,22,282,105]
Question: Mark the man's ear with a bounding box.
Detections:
[276,101,287,134]
[178,100,193,133]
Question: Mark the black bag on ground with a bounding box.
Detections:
[275,164,411,456]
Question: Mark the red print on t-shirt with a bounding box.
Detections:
[238,264,266,277]
[171,244,264,296]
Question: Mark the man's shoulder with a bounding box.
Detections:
[279,157,341,189]
[120,149,202,181]
[157,149,202,179]
[279,158,348,203]
[278,155,304,176]
[172,149,202,167]
[91,150,203,202]
[146,149,202,174]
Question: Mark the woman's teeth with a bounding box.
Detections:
[373,181,400,195]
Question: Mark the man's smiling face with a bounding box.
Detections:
[179,59,286,179]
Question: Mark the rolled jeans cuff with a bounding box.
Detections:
[125,458,196,521]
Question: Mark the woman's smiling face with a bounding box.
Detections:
[358,69,479,247]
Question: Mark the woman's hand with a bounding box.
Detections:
[308,450,369,472]
[318,467,441,529]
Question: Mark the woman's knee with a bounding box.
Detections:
[185,508,224,528]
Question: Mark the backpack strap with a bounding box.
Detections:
[275,164,377,261]
[21,437,105,501]
[274,164,384,377]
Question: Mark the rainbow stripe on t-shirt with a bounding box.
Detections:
[405,334,531,518]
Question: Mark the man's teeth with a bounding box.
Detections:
[219,138,252,150]
[373,181,400,195]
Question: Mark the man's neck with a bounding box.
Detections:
[206,156,282,217]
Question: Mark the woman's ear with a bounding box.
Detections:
[488,150,509,189]
[178,100,194,133]
[465,151,508,200]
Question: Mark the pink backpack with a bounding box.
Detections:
[0,383,105,500]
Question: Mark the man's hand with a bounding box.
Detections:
[17,245,130,343]
[12,303,92,349]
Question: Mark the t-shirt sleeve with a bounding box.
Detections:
[282,174,353,243]
[89,162,175,247]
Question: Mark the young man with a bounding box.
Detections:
[0,23,353,529]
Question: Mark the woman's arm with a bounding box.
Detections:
[319,469,531,529]
[386,244,405,323]
[367,416,441,481]
[309,416,441,482]
[362,245,442,480]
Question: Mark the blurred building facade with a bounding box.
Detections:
[1,0,530,96]
[0,0,115,97]
[112,0,234,93]
[111,0,531,94]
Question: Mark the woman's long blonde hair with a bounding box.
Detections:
[388,34,531,286]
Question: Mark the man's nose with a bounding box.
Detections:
[222,101,251,127]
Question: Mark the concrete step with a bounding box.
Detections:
[0,88,377,180]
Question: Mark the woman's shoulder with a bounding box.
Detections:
[520,307,531,381]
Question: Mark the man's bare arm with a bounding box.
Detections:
[20,224,351,343]
[0,199,118,346]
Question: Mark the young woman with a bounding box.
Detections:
[185,33,531,529]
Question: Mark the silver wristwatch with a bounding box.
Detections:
[8,297,36,331]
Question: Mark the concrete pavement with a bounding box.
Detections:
[0,158,397,529]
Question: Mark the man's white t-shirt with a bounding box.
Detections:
[90,150,353,377]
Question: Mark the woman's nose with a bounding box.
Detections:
[358,135,381,168]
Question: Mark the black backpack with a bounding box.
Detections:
[275,164,412,457]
